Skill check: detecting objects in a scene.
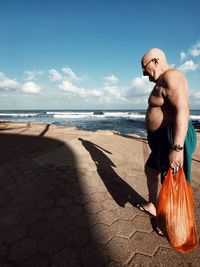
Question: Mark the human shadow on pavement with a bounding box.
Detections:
[0,132,107,266]
[78,138,146,207]
[39,124,50,137]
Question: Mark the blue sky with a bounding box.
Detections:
[0,0,200,109]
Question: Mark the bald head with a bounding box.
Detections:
[142,48,168,67]
[141,48,170,81]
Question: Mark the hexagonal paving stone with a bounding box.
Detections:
[36,199,55,211]
[56,196,72,207]
[153,247,191,267]
[36,183,55,194]
[58,213,90,231]
[87,213,99,226]
[20,255,49,267]
[129,253,161,267]
[92,184,108,194]
[63,204,83,217]
[64,228,90,250]
[178,241,200,266]
[82,185,99,196]
[21,210,43,225]
[91,223,114,245]
[80,174,101,188]
[73,193,92,204]
[90,192,108,202]
[97,210,119,226]
[52,248,80,267]
[101,198,119,211]
[110,219,136,238]
[0,174,16,185]
[131,215,153,233]
[130,231,171,256]
[12,202,35,214]
[85,201,103,215]
[3,183,17,194]
[0,242,8,257]
[113,206,138,221]
[0,196,10,209]
[81,243,109,267]
[48,190,65,200]
[8,238,37,263]
[30,220,54,239]
[105,236,135,263]
[38,233,65,256]
[3,224,28,244]
[106,262,125,267]
[0,213,21,230]
[194,206,200,217]
[44,207,63,221]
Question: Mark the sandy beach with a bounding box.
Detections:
[0,122,199,266]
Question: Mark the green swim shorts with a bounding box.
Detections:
[146,121,197,183]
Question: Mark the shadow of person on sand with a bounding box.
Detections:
[78,138,146,207]
[39,124,50,137]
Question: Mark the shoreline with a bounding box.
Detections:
[1,120,200,133]
[0,120,145,138]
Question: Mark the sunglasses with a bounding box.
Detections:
[142,58,159,72]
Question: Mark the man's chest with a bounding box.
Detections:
[148,86,166,106]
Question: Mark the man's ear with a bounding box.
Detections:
[153,58,159,65]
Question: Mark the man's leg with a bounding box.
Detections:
[142,164,160,217]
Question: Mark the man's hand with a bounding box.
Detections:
[169,150,184,172]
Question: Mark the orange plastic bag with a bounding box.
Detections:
[156,168,198,253]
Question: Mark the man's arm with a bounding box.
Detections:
[164,69,189,169]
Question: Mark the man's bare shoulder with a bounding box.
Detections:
[163,68,185,79]
[162,68,187,86]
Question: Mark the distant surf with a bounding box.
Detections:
[0,109,199,137]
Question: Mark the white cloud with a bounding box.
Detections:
[101,74,123,100]
[59,80,86,96]
[0,72,20,91]
[179,60,198,72]
[189,41,200,57]
[191,90,200,99]
[104,74,119,84]
[62,67,78,81]
[48,69,62,81]
[24,70,43,81]
[194,92,200,98]
[49,66,86,83]
[59,80,101,97]
[103,85,121,98]
[127,76,153,98]
[22,82,41,94]
[89,89,102,97]
[190,89,200,108]
[180,41,200,61]
[180,51,186,61]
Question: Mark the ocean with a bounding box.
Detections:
[0,109,200,137]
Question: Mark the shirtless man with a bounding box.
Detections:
[140,48,196,217]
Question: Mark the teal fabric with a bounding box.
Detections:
[146,120,197,184]
[183,121,197,183]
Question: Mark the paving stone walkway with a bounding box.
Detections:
[0,123,199,266]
